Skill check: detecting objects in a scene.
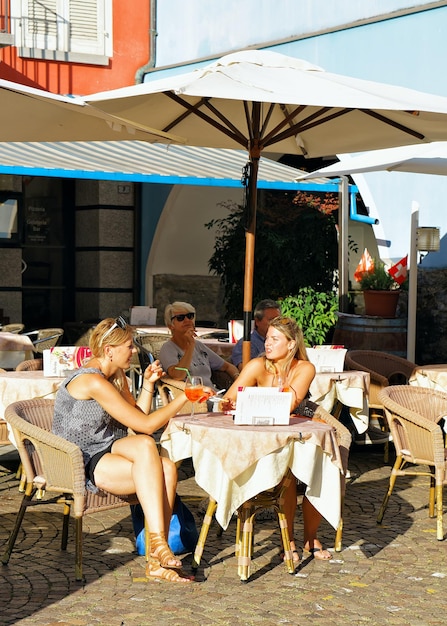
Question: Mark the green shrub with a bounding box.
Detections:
[279,288,338,346]
[206,191,339,318]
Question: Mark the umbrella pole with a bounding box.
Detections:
[242,154,260,368]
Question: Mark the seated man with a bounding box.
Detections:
[230,299,281,370]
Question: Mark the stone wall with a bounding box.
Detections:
[152,274,226,327]
[416,269,447,364]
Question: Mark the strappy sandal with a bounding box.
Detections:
[145,561,193,583]
[303,543,332,560]
[149,532,182,569]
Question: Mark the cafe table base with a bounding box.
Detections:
[192,470,296,581]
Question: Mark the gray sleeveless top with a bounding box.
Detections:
[53,367,128,472]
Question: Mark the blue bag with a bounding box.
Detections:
[131,494,199,556]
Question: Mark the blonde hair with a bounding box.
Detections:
[264,316,308,377]
[164,301,196,327]
[89,318,133,391]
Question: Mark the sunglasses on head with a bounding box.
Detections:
[100,315,127,344]
[171,312,195,322]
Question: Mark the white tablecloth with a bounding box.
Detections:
[160,413,343,530]
[409,365,447,432]
[0,371,64,445]
[409,364,447,392]
[310,370,370,433]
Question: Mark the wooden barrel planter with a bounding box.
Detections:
[332,312,407,357]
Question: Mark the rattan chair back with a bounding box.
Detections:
[345,350,416,407]
[27,328,64,354]
[15,358,43,371]
[1,323,24,333]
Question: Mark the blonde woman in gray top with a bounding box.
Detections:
[53,317,193,583]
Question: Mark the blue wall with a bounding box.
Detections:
[149,1,447,262]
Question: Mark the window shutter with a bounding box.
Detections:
[69,0,108,57]
[22,0,58,50]
[18,0,111,60]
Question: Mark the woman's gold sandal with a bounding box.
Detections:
[149,532,182,569]
[145,561,193,583]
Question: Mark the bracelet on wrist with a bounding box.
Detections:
[142,386,154,394]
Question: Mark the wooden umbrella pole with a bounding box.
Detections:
[242,147,260,368]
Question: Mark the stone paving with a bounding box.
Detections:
[1,443,446,626]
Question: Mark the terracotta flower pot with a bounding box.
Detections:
[363,290,400,318]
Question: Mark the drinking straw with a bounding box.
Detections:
[175,366,192,382]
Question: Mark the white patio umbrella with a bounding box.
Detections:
[298,142,447,178]
[86,49,447,365]
[301,141,447,364]
[0,78,181,143]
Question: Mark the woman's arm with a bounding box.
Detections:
[223,358,264,402]
[69,372,188,435]
[288,361,316,410]
[219,359,239,383]
[161,333,196,380]
[135,359,164,414]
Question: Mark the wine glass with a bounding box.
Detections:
[184,376,204,418]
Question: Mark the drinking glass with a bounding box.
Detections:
[273,371,290,392]
[184,376,204,418]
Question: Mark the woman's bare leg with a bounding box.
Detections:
[302,496,331,559]
[93,434,182,569]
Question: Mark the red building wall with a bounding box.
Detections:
[0,0,150,95]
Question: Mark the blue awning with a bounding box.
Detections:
[0,141,344,192]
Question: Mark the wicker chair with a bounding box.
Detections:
[15,358,43,371]
[345,350,417,457]
[25,328,64,354]
[1,323,25,334]
[1,398,138,581]
[135,333,169,361]
[345,350,416,415]
[377,386,447,540]
[192,403,352,578]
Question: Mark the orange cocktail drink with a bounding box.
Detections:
[185,385,205,402]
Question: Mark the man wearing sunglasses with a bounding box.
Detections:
[159,301,239,390]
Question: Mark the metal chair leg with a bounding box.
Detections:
[74,517,84,581]
[377,455,403,524]
[61,500,71,550]
[1,486,35,565]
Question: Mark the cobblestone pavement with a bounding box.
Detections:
[1,443,446,626]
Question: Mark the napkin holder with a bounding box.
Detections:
[234,387,292,425]
[130,306,157,325]
[306,345,347,373]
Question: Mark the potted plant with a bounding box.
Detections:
[359,260,401,317]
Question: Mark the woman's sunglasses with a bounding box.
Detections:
[100,315,127,344]
[171,312,195,322]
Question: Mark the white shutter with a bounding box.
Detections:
[69,0,109,57]
[16,0,112,63]
[21,0,59,50]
